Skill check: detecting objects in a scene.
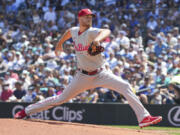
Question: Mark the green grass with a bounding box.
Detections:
[111,125,180,135]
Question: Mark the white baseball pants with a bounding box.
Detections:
[25,69,150,123]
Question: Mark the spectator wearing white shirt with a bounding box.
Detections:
[4,72,17,90]
[167,33,178,48]
[134,31,143,47]
[32,10,41,24]
[116,30,130,49]
[6,52,15,69]
[130,38,139,51]
[147,16,158,30]
[145,40,155,54]
[44,6,56,23]
[154,56,167,72]
[42,44,56,60]
[172,27,179,37]
[46,59,58,70]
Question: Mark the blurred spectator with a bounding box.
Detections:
[150,89,163,104]
[154,36,167,56]
[166,33,178,48]
[116,30,130,49]
[44,6,56,23]
[146,28,156,43]
[172,27,179,37]
[13,81,26,101]
[0,82,13,102]
[134,31,143,47]
[138,75,155,104]
[147,16,158,30]
[22,85,36,102]
[0,77,3,97]
[32,10,41,24]
[145,40,155,54]
[0,57,8,76]
[45,81,57,98]
[167,75,180,104]
[174,35,180,51]
[83,89,99,103]
[3,71,17,90]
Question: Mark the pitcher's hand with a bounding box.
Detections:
[55,46,63,57]
[55,50,61,57]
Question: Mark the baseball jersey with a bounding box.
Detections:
[70,27,105,71]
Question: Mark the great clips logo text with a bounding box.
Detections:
[12,105,85,122]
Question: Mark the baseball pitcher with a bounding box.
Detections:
[14,9,162,128]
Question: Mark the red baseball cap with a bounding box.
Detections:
[78,8,96,18]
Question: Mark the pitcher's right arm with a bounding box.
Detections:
[55,28,72,56]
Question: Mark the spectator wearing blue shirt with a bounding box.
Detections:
[138,76,155,104]
[5,1,18,14]
[154,37,167,57]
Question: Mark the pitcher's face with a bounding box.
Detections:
[79,15,92,27]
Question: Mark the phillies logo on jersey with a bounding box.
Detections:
[74,43,90,51]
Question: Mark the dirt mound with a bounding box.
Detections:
[0,119,167,135]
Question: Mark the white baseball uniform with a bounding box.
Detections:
[25,26,150,123]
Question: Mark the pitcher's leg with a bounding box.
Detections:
[25,72,92,115]
[96,71,150,123]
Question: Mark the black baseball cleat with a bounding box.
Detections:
[14,109,27,119]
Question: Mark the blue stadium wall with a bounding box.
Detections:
[0,102,180,127]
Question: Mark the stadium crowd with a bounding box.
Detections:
[0,0,179,104]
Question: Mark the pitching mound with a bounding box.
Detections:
[0,119,167,135]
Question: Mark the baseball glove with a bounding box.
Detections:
[88,42,104,56]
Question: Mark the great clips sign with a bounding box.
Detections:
[0,102,180,127]
[12,104,85,122]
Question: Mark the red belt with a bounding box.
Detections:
[79,68,103,75]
